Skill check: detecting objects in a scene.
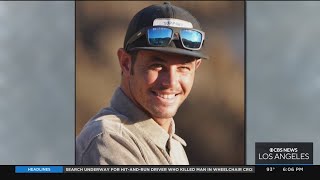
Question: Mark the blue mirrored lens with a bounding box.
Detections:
[180,30,202,49]
[147,28,173,46]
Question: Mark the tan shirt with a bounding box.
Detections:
[76,87,189,165]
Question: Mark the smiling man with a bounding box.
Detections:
[76,2,208,165]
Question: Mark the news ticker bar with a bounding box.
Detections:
[0,165,317,174]
[13,166,255,173]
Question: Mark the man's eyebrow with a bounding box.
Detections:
[181,60,194,65]
[181,57,196,64]
[149,56,167,63]
[148,55,195,64]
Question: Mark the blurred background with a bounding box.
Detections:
[76,1,244,165]
[247,1,320,165]
[0,2,74,164]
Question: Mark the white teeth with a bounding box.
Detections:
[156,93,175,99]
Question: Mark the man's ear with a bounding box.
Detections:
[117,48,132,76]
[195,59,202,70]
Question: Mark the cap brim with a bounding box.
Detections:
[130,47,209,59]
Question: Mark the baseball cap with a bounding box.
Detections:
[124,2,209,59]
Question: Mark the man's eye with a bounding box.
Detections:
[150,64,163,70]
[179,66,191,71]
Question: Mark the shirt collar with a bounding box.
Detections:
[110,87,172,150]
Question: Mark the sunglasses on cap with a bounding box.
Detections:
[125,26,205,51]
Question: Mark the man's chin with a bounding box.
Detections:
[151,109,177,119]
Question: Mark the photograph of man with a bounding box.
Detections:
[76,1,244,165]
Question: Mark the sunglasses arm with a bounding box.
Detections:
[125,28,147,50]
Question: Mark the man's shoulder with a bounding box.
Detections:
[76,107,129,143]
[75,107,142,165]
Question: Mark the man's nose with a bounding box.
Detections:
[160,68,178,88]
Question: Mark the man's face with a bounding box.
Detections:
[128,50,201,119]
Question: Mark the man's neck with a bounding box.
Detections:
[153,118,172,133]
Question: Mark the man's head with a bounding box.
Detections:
[117,2,206,120]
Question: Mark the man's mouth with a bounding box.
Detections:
[151,91,180,100]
